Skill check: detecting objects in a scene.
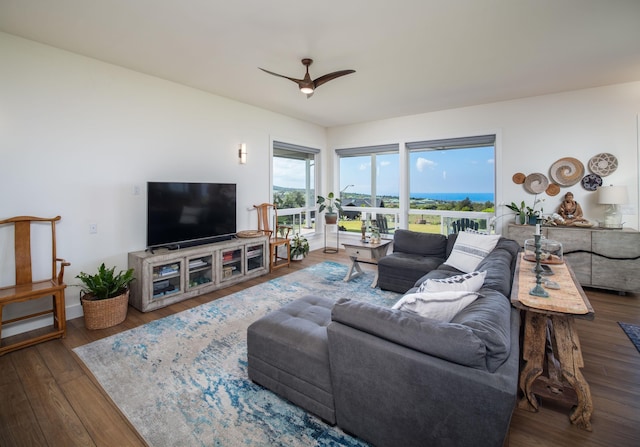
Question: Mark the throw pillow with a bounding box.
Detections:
[417,270,487,293]
[444,231,500,273]
[392,290,481,322]
[462,228,488,235]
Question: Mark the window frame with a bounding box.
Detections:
[272,140,320,236]
[336,135,497,235]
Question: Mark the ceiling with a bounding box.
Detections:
[1,0,640,128]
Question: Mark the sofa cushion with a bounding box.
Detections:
[445,232,459,258]
[392,290,481,322]
[332,298,488,369]
[450,290,512,372]
[377,253,445,293]
[417,270,487,293]
[444,231,501,273]
[393,229,447,256]
[475,238,521,297]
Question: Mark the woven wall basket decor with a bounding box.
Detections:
[546,183,561,196]
[523,173,549,194]
[512,172,526,184]
[588,153,618,177]
[549,157,584,186]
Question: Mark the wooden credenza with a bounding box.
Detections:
[507,224,640,293]
[128,236,269,312]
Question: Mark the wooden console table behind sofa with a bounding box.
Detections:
[511,254,595,431]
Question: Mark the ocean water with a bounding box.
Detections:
[407,192,494,203]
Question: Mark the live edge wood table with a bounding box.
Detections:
[510,253,595,431]
[342,239,392,288]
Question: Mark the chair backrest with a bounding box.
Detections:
[0,216,61,285]
[452,218,479,234]
[254,204,277,239]
[375,215,389,234]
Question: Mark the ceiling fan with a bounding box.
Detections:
[259,58,355,98]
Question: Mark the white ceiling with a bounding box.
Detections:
[1,0,640,128]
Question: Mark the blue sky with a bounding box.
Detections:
[273,146,495,196]
[339,146,495,196]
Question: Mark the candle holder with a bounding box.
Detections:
[529,234,549,298]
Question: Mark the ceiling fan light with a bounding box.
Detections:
[300,86,314,94]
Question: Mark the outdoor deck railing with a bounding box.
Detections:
[276,206,494,236]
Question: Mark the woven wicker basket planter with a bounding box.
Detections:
[81,290,130,330]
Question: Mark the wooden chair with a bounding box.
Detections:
[375,215,389,234]
[0,216,70,355]
[451,218,479,234]
[254,204,292,271]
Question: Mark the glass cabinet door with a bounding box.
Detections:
[187,254,213,289]
[246,243,265,272]
[221,247,243,281]
[151,260,183,300]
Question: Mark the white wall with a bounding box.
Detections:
[0,32,326,334]
[327,83,640,235]
[2,30,639,337]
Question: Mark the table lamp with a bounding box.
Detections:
[598,185,627,229]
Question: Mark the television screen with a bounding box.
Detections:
[147,182,236,248]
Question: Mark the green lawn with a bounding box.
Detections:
[339,219,442,235]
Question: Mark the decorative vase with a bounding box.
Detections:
[324,213,338,224]
[528,215,538,225]
[81,290,129,330]
[291,254,304,261]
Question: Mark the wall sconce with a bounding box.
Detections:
[598,184,628,229]
[238,143,247,164]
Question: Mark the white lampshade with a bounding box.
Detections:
[598,185,628,205]
[598,185,627,229]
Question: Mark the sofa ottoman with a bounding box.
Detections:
[247,295,336,424]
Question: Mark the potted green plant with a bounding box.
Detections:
[77,263,135,330]
[505,201,526,225]
[505,196,545,225]
[316,192,343,224]
[290,233,310,261]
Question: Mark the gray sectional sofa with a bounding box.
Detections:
[247,231,521,447]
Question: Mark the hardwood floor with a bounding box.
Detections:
[1,249,639,446]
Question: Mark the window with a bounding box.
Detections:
[336,136,496,236]
[336,144,400,234]
[407,135,496,233]
[272,141,319,235]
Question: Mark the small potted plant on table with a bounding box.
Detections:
[290,233,310,261]
[77,263,135,330]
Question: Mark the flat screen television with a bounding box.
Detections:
[147,182,236,249]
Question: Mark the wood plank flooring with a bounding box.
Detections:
[1,249,639,446]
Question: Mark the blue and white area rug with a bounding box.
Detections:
[618,322,640,354]
[74,262,400,447]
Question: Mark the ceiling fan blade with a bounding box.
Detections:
[313,69,356,89]
[258,67,304,85]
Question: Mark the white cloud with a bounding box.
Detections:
[416,157,436,172]
[379,161,391,167]
[273,158,305,187]
[487,158,495,164]
[442,170,447,180]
